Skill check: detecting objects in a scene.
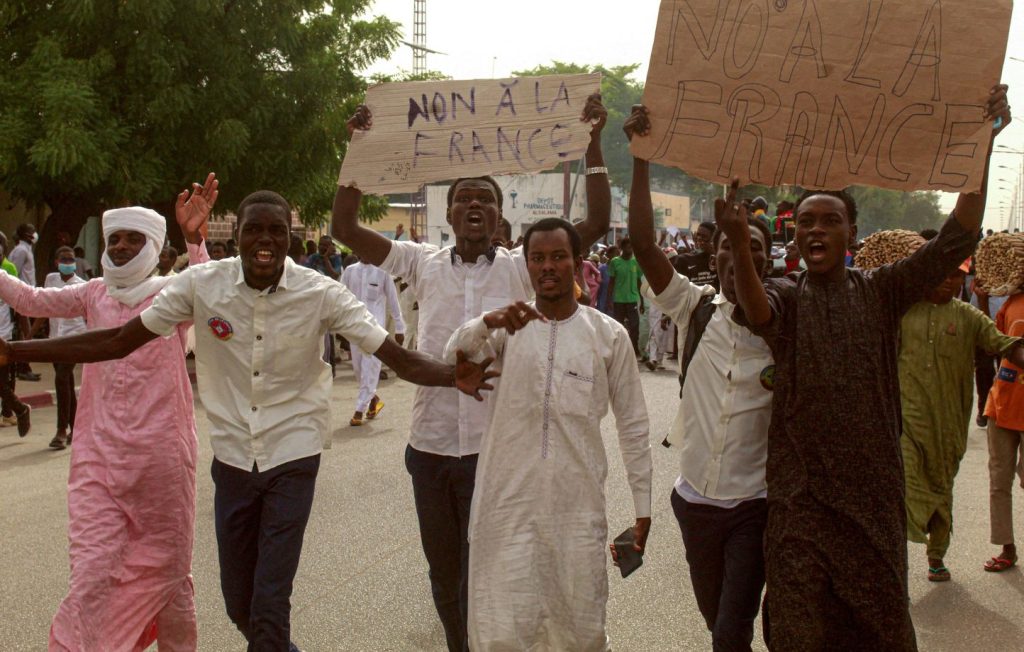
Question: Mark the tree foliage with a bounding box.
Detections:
[0,0,400,272]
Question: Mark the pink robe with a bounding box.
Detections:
[1,244,207,651]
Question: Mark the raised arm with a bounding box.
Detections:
[331,106,396,266]
[2,316,157,365]
[623,106,676,295]
[716,180,771,326]
[953,84,1010,233]
[575,93,611,251]
[375,338,497,401]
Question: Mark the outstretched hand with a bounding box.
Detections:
[176,172,219,244]
[714,178,750,247]
[581,92,608,135]
[483,301,547,334]
[986,84,1011,138]
[347,105,373,139]
[622,104,651,142]
[455,350,500,401]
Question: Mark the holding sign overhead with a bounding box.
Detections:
[632,0,1012,192]
[339,74,602,194]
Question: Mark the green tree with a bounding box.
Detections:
[0,0,400,279]
[845,187,945,236]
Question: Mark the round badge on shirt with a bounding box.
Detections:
[759,365,776,391]
[208,317,234,341]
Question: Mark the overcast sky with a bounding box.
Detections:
[362,0,1024,231]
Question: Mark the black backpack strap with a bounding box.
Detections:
[678,294,717,399]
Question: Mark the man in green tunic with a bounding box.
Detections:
[899,259,1022,581]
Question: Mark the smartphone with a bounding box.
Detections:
[613,527,643,578]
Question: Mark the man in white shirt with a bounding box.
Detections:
[40,246,88,449]
[1,189,496,652]
[341,259,405,425]
[334,95,612,651]
[8,223,40,381]
[443,218,652,651]
[623,106,774,651]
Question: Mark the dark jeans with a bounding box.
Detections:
[53,363,77,432]
[671,489,767,652]
[975,347,998,414]
[212,455,320,652]
[405,444,477,652]
[0,363,24,418]
[613,302,640,355]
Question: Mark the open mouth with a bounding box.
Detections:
[466,211,484,226]
[806,241,827,262]
[254,249,275,264]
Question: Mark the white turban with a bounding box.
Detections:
[101,206,168,306]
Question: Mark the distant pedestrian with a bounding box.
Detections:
[38,246,87,450]
[8,223,40,381]
[343,259,405,425]
[606,237,644,356]
[0,232,31,437]
[73,246,95,279]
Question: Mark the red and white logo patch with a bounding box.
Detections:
[208,317,233,341]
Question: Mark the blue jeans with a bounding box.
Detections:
[405,444,477,652]
[671,488,767,652]
[212,455,320,652]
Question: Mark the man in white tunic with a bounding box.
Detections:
[444,218,652,651]
[342,259,405,425]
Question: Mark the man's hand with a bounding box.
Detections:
[455,350,500,401]
[396,333,405,346]
[622,104,651,142]
[176,172,219,244]
[395,223,405,240]
[582,92,608,135]
[609,517,653,565]
[714,178,751,248]
[346,105,372,139]
[638,301,645,315]
[482,301,546,334]
[987,83,1011,138]
[409,226,420,243]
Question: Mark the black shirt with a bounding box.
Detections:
[672,250,719,289]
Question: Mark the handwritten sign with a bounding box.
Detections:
[632,0,1012,193]
[339,74,601,193]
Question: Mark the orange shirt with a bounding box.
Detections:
[985,293,1024,430]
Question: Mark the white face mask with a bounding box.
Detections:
[29,233,38,245]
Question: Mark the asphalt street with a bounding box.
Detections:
[1,359,1023,651]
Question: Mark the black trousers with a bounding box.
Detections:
[0,363,23,418]
[672,489,767,652]
[405,444,477,652]
[975,347,999,414]
[53,363,77,431]
[613,302,640,355]
[212,455,320,652]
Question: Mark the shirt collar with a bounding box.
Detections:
[449,246,497,265]
[233,255,291,294]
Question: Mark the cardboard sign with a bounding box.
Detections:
[339,74,601,193]
[632,0,1012,192]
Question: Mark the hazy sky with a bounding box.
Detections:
[362,0,1024,231]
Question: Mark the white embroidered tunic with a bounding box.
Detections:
[444,304,652,651]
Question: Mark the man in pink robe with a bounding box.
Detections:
[0,176,217,651]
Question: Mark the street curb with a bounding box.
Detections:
[17,371,199,409]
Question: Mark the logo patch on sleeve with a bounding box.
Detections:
[997,367,1018,383]
[208,317,233,341]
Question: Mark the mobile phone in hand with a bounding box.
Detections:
[613,527,643,578]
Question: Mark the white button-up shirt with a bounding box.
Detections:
[381,241,532,457]
[646,272,773,502]
[341,262,405,335]
[141,256,388,471]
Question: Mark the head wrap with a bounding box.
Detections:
[101,207,169,306]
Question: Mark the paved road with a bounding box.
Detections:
[2,361,1023,651]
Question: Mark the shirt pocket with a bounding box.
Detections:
[559,356,595,418]
[270,333,325,376]
[364,282,382,304]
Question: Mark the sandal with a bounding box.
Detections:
[983,555,1018,572]
[367,398,384,420]
[927,566,951,582]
